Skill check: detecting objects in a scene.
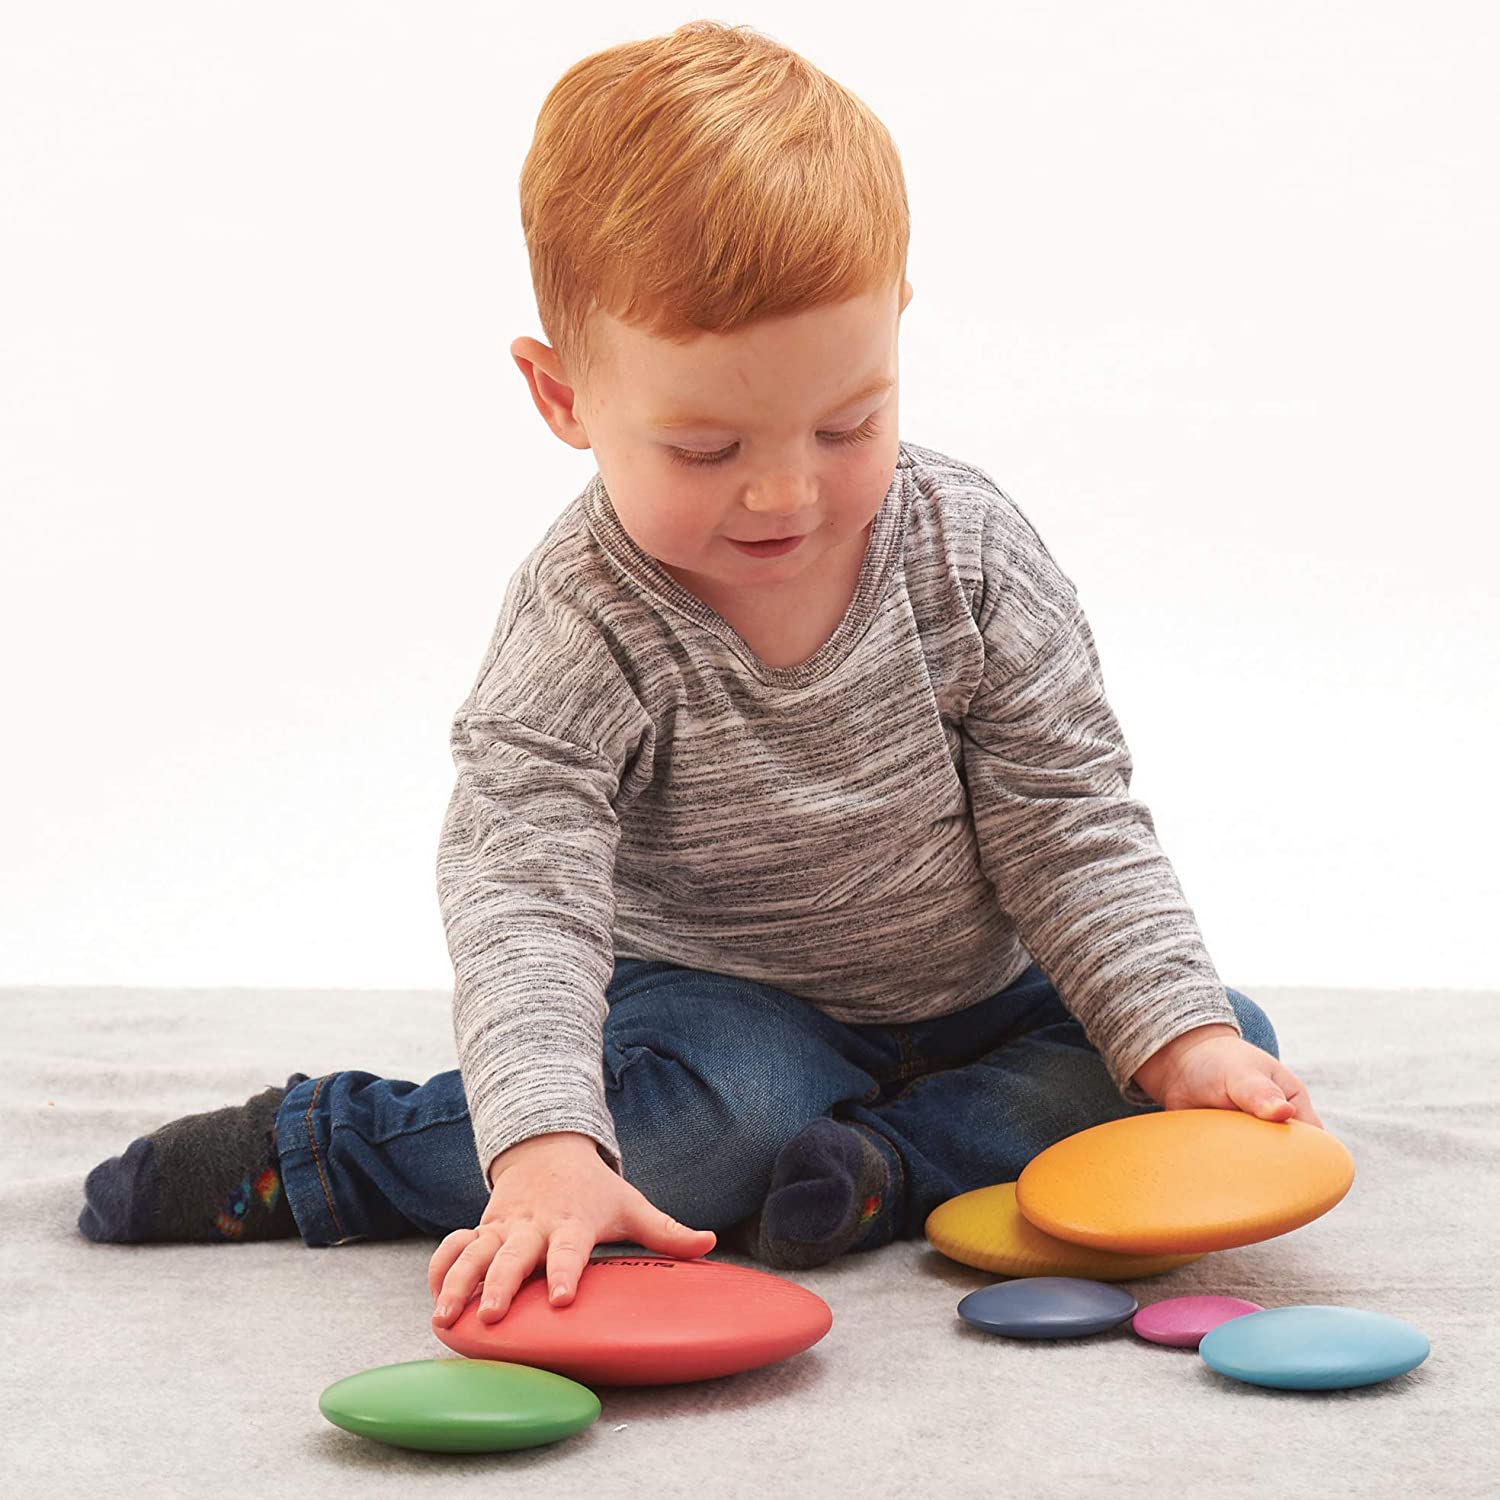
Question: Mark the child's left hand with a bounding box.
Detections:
[1132,1023,1324,1129]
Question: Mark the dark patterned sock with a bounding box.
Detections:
[754,1116,893,1269]
[78,1072,311,1244]
[721,1209,764,1258]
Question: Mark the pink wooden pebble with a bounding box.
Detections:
[1132,1296,1265,1348]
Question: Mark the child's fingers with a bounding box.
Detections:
[427,1225,480,1301]
[1288,1088,1323,1129]
[1272,1062,1323,1130]
[476,1224,548,1322]
[431,1226,510,1324]
[543,1223,598,1306]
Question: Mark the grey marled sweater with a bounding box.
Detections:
[436,438,1239,1186]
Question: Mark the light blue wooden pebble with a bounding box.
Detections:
[1199,1305,1429,1390]
[958,1276,1138,1339]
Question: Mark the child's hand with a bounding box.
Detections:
[1132,1023,1324,1129]
[427,1131,716,1327]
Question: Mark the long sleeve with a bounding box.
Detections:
[959,535,1239,1105]
[436,569,654,1190]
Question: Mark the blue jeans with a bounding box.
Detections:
[273,958,1278,1253]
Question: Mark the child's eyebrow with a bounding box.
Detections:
[650,375,894,432]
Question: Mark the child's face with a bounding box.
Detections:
[512,277,913,606]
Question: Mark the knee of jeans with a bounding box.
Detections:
[1226,987,1278,1059]
[606,1042,771,1226]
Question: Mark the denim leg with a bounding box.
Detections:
[271,960,1278,1255]
[274,1069,490,1246]
[840,981,1280,1249]
[601,959,904,1233]
[270,958,906,1248]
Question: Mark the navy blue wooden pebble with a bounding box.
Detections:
[958,1277,1139,1339]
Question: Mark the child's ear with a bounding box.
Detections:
[511,336,591,452]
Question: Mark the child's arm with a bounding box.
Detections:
[438,704,631,1185]
[429,579,718,1326]
[437,571,655,1188]
[960,493,1291,1118]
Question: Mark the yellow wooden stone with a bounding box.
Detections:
[924,1181,1205,1281]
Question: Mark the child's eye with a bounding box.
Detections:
[666,415,882,468]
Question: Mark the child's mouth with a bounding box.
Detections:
[728,535,805,557]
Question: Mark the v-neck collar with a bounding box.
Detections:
[582,443,914,686]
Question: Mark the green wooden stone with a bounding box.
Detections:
[319,1358,601,1453]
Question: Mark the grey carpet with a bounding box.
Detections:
[4,982,1495,1498]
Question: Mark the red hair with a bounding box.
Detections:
[518,19,911,391]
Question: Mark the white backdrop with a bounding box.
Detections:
[4,1,1496,991]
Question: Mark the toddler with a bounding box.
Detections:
[78,21,1321,1330]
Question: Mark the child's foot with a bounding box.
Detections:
[753,1116,894,1269]
[78,1072,311,1243]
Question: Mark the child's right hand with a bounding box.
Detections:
[428,1130,717,1326]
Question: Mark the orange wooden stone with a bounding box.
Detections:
[1015,1108,1355,1255]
